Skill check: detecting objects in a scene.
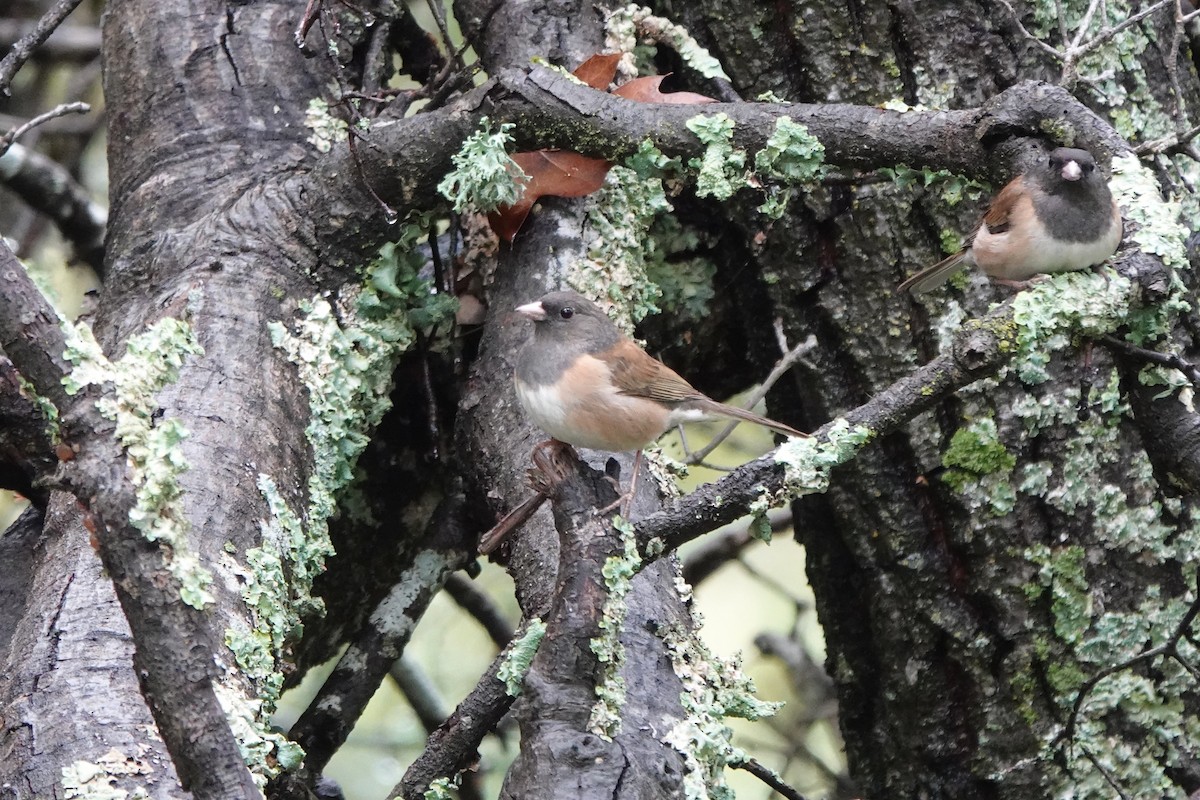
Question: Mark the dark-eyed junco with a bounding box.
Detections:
[513,291,807,451]
[898,147,1122,294]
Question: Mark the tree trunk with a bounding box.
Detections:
[1,0,1197,798]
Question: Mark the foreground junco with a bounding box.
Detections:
[513,291,807,452]
[897,147,1122,294]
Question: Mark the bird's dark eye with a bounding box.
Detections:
[1083,162,1094,173]
[560,307,574,319]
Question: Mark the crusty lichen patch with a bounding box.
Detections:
[587,517,641,739]
[61,316,211,608]
[659,615,781,799]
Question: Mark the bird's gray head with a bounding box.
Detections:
[515,290,622,353]
[1039,147,1103,192]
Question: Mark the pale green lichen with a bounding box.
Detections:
[1025,543,1092,645]
[304,98,347,154]
[570,163,671,331]
[268,224,451,554]
[1110,154,1189,269]
[497,618,547,696]
[61,317,212,608]
[213,682,304,790]
[994,358,1200,799]
[754,117,825,184]
[753,117,825,218]
[436,117,526,213]
[423,775,461,800]
[1028,1,1174,141]
[685,114,747,201]
[603,5,730,81]
[62,750,153,800]
[587,517,641,739]
[882,164,991,207]
[1009,270,1133,384]
[17,374,60,440]
[774,418,874,498]
[659,619,781,800]
[253,225,450,781]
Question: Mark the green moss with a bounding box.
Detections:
[436,117,526,213]
[497,618,547,696]
[61,317,212,608]
[941,417,1018,515]
[942,418,1016,476]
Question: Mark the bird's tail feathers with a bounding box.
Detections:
[691,396,810,439]
[897,251,968,295]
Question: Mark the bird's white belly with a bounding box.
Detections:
[974,215,1120,280]
[513,376,670,451]
[514,379,575,441]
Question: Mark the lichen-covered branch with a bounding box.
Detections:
[0,245,259,797]
[634,300,1016,557]
[286,496,475,774]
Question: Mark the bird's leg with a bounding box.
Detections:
[991,274,1049,291]
[597,449,642,519]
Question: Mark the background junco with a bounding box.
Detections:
[513,291,807,454]
[898,147,1123,294]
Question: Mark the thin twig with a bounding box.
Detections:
[0,0,87,93]
[1075,0,1174,59]
[684,329,815,465]
[0,101,89,155]
[730,756,811,800]
[443,572,515,648]
[390,657,450,733]
[1097,335,1200,388]
[1060,590,1200,748]
[996,0,1066,60]
[1136,122,1200,155]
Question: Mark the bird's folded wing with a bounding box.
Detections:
[607,340,702,404]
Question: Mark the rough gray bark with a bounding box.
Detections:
[1,0,1198,799]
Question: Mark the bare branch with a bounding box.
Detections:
[685,330,815,465]
[731,756,812,800]
[0,245,259,798]
[0,0,87,93]
[0,101,90,154]
[287,495,475,773]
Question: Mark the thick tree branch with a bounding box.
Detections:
[0,142,106,273]
[0,354,57,506]
[394,622,526,798]
[0,246,258,798]
[286,495,475,774]
[305,75,1119,270]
